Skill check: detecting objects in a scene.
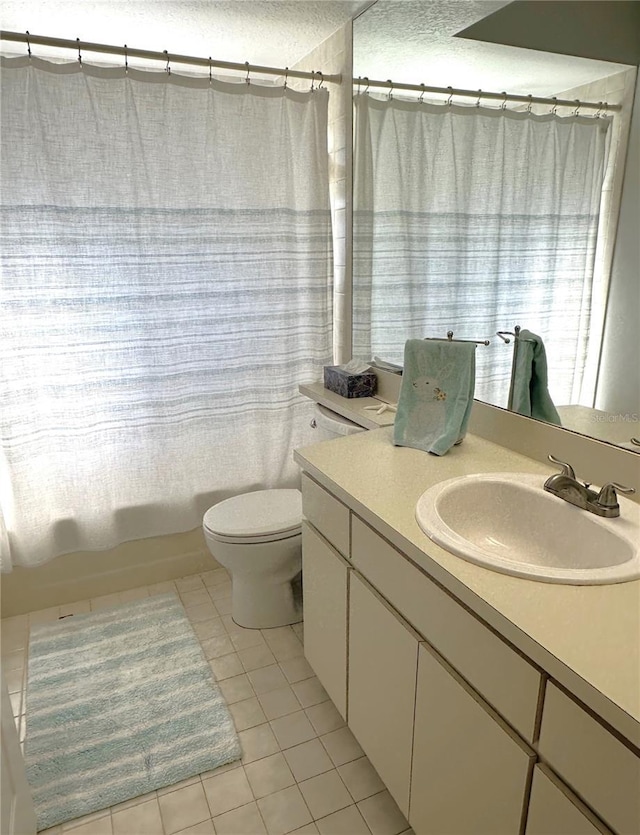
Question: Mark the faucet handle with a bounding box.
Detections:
[547,454,576,480]
[596,482,636,508]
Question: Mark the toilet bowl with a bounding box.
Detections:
[203,489,303,629]
[202,406,367,629]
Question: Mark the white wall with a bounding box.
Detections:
[291,23,353,364]
[491,66,636,408]
[596,75,640,418]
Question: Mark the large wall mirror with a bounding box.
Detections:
[352,0,639,451]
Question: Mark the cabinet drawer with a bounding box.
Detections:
[351,515,542,742]
[526,765,611,835]
[538,682,640,835]
[301,473,350,557]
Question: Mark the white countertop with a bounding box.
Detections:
[294,425,640,747]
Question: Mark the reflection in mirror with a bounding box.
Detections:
[352,1,639,451]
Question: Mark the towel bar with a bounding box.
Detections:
[424,331,490,346]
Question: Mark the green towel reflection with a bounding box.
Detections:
[511,330,562,425]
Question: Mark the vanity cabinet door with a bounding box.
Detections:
[410,642,535,835]
[301,521,349,718]
[351,516,542,743]
[538,682,640,835]
[348,572,419,818]
[525,765,611,835]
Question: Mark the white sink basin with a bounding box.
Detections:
[416,473,640,585]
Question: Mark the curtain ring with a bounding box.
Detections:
[76,37,82,66]
[209,57,212,84]
[387,80,393,101]
[476,89,482,107]
[446,86,453,106]
[527,94,533,113]
[550,97,558,115]
[124,44,128,74]
[595,101,604,118]
[317,71,324,89]
[573,99,581,116]
[363,76,369,95]
[283,67,288,89]
[310,70,315,91]
[164,50,170,75]
[25,30,32,57]
[419,84,426,103]
[245,61,250,85]
[500,91,508,110]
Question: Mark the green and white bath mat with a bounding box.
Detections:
[25,592,241,831]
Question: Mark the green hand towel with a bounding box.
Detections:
[394,339,476,456]
[511,330,562,426]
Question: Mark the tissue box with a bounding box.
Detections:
[323,366,377,398]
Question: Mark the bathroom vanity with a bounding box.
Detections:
[294,424,640,835]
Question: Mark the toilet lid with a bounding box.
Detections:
[203,489,302,539]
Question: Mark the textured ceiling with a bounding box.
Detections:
[353,0,632,97]
[0,0,632,94]
[0,1,365,68]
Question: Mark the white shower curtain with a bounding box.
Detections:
[0,57,333,570]
[353,94,610,408]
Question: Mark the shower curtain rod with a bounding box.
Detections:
[0,30,342,84]
[353,76,621,112]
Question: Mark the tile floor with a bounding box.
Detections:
[1,568,414,835]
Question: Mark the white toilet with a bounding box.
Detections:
[203,489,303,629]
[202,404,366,629]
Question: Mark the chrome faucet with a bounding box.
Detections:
[544,454,636,518]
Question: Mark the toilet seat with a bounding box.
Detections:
[203,489,302,545]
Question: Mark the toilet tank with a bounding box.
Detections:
[311,403,367,441]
